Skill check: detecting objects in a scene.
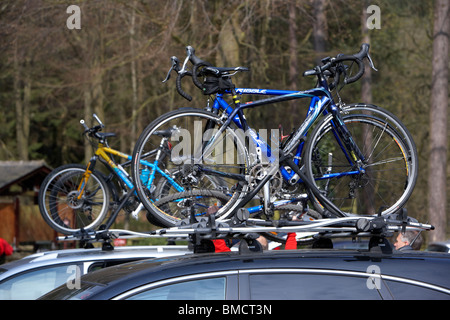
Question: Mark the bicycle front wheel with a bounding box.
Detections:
[304,108,418,216]
[132,108,250,227]
[38,164,111,234]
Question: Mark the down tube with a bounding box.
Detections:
[279,96,320,182]
[215,95,278,164]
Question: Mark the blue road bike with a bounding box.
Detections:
[131,44,418,229]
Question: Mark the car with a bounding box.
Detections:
[427,241,450,253]
[0,244,190,300]
[40,243,450,301]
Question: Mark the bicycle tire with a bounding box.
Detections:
[146,189,232,226]
[303,105,418,216]
[38,164,111,234]
[132,108,250,227]
[150,168,228,226]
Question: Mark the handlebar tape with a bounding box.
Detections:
[176,72,193,101]
[334,43,369,84]
[192,62,210,90]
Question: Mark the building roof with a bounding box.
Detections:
[0,160,52,194]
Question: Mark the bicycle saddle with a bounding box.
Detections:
[153,127,177,138]
[97,132,116,139]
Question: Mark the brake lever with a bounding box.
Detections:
[367,53,378,72]
[162,56,180,83]
[180,51,191,74]
[93,113,104,128]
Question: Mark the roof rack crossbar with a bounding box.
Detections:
[57,210,434,251]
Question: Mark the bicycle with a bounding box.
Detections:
[131,44,418,234]
[38,114,229,235]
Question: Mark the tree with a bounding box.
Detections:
[361,0,375,215]
[428,0,449,242]
[312,0,328,63]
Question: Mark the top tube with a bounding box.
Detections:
[214,86,332,129]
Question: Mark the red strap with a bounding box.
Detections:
[285,233,297,250]
[212,239,231,252]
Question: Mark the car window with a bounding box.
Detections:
[0,264,76,300]
[126,277,226,300]
[248,273,382,300]
[385,280,450,300]
[87,259,145,273]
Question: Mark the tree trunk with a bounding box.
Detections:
[217,8,243,67]
[83,87,93,164]
[288,1,299,126]
[129,2,138,154]
[361,0,373,106]
[13,43,30,161]
[361,0,375,215]
[428,0,449,242]
[312,0,328,63]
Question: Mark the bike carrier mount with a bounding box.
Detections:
[58,207,434,254]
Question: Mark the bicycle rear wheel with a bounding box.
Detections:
[38,164,111,234]
[304,106,418,216]
[132,108,250,227]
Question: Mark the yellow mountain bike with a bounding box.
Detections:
[38,114,228,235]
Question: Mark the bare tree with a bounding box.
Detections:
[312,0,328,63]
[288,1,299,126]
[360,0,375,215]
[428,0,449,242]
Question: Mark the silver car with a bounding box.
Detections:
[0,245,189,300]
[427,241,450,253]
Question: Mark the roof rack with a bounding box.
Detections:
[58,208,433,254]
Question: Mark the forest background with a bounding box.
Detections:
[0,0,448,242]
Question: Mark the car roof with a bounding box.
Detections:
[40,248,450,300]
[0,245,190,281]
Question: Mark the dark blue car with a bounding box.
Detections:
[40,247,450,300]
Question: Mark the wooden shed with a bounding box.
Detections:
[0,161,56,246]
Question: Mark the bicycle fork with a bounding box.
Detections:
[328,106,366,172]
[76,157,97,201]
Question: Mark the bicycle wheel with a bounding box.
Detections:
[148,168,226,226]
[304,106,418,216]
[132,108,250,227]
[147,189,232,225]
[38,164,111,234]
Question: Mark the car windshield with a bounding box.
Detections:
[40,256,183,300]
[0,264,72,300]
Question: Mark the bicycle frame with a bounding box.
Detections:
[78,141,184,205]
[183,77,368,218]
[209,83,365,184]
